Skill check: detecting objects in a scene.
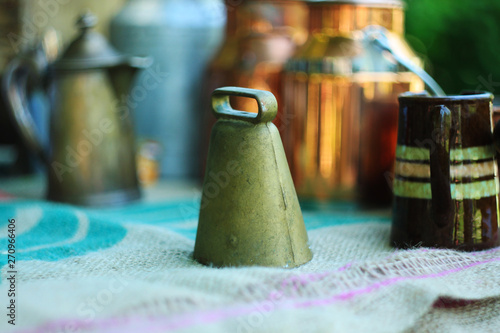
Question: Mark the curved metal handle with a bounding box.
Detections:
[365,26,446,97]
[211,87,277,124]
[2,56,49,165]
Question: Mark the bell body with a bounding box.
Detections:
[282,1,424,204]
[47,70,140,205]
[194,87,312,268]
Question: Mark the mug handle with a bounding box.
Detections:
[365,26,446,97]
[494,118,500,153]
[211,87,277,124]
[429,105,454,228]
[2,49,51,165]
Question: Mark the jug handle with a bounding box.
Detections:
[365,26,446,97]
[2,55,50,165]
[211,87,277,124]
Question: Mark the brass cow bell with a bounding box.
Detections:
[194,87,312,268]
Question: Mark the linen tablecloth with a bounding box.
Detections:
[0,193,499,333]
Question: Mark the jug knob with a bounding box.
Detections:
[76,11,98,32]
[211,87,277,124]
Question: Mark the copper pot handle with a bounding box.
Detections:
[365,26,446,97]
[211,86,277,124]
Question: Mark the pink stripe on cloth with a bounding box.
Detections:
[22,255,500,333]
[469,246,500,256]
[271,247,441,299]
[0,190,14,200]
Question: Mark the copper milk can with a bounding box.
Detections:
[205,0,308,129]
[194,87,312,268]
[282,0,424,204]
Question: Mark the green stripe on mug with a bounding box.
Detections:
[394,178,499,200]
[395,145,430,161]
[396,145,495,162]
[395,161,431,178]
[451,179,499,200]
[450,160,497,179]
[396,160,497,180]
[393,179,432,199]
[450,145,496,161]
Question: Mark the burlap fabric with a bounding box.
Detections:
[0,201,499,333]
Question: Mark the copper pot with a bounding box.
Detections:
[282,0,424,205]
[201,1,308,177]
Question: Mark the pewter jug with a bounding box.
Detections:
[194,87,312,268]
[110,0,226,179]
[2,13,149,206]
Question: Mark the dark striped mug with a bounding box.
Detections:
[391,92,500,251]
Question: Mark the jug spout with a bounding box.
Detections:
[108,56,151,99]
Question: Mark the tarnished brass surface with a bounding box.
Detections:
[2,12,148,206]
[194,87,312,268]
[46,70,140,206]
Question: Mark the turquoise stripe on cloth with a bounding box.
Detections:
[0,202,127,262]
[0,200,390,264]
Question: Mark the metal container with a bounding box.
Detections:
[282,0,424,205]
[2,13,148,206]
[204,0,308,129]
[392,92,499,251]
[194,87,312,268]
[200,1,309,178]
[110,0,226,179]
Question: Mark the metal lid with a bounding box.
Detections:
[307,0,403,7]
[54,12,129,71]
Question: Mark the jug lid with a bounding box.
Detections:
[53,12,130,71]
[307,0,403,7]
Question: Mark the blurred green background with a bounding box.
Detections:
[404,0,500,95]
